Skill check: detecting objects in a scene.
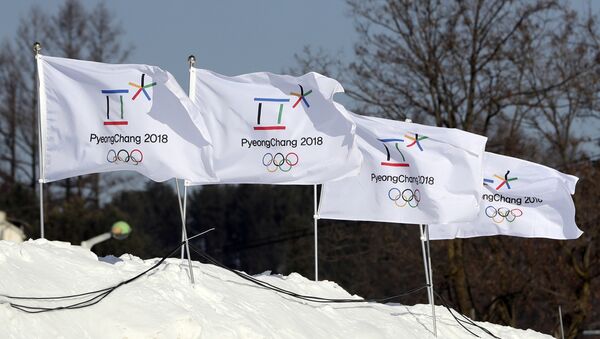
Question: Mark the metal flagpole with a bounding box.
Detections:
[313,184,319,281]
[425,224,437,337]
[182,183,195,282]
[170,54,199,284]
[178,55,197,261]
[175,179,185,260]
[33,42,45,239]
[419,224,432,305]
[175,179,195,284]
[558,305,565,339]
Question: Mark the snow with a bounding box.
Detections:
[0,240,551,339]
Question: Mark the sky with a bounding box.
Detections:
[0,0,357,86]
[3,1,599,96]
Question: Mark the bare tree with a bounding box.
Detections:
[0,0,131,212]
[47,0,87,60]
[16,7,50,189]
[293,0,600,334]
[339,0,578,317]
[526,8,600,167]
[0,41,22,183]
[521,9,600,337]
[87,2,131,63]
[0,6,48,187]
[561,162,600,338]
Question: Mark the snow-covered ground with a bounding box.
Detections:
[0,240,551,339]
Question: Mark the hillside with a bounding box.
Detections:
[0,240,552,338]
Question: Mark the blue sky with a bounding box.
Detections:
[2,1,597,98]
[0,0,357,85]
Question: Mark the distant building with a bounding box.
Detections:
[0,211,26,242]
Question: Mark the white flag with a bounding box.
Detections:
[429,152,582,240]
[188,68,362,185]
[37,55,216,183]
[318,114,487,224]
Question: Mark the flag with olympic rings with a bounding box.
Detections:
[429,152,582,240]
[37,55,216,183]
[318,113,488,224]
[187,69,362,185]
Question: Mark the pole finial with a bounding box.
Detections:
[188,55,196,67]
[33,42,41,55]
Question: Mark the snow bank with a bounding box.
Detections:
[0,240,550,339]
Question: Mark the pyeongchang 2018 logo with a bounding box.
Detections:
[99,73,156,166]
[481,169,543,223]
[378,132,428,167]
[378,132,429,208]
[100,73,156,126]
[482,169,521,205]
[253,84,312,131]
[252,84,313,173]
[483,170,518,191]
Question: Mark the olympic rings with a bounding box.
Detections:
[107,149,143,165]
[388,188,421,208]
[262,152,299,172]
[484,206,522,223]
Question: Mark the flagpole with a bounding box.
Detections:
[419,224,432,305]
[170,54,199,284]
[33,42,45,239]
[178,55,197,261]
[175,179,195,283]
[176,179,185,260]
[313,184,319,281]
[182,183,195,283]
[184,55,198,264]
[425,224,437,337]
[558,305,565,339]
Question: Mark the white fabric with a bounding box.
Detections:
[318,114,487,224]
[38,55,216,183]
[429,152,582,240]
[188,68,362,185]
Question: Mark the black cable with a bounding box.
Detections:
[189,244,428,304]
[5,243,185,313]
[1,231,210,314]
[1,286,113,301]
[3,240,427,313]
[433,290,502,339]
[1,233,501,339]
[1,230,215,309]
[189,245,505,338]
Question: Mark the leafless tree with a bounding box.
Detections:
[293,0,600,335]
[87,2,131,64]
[0,8,48,187]
[0,0,131,211]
